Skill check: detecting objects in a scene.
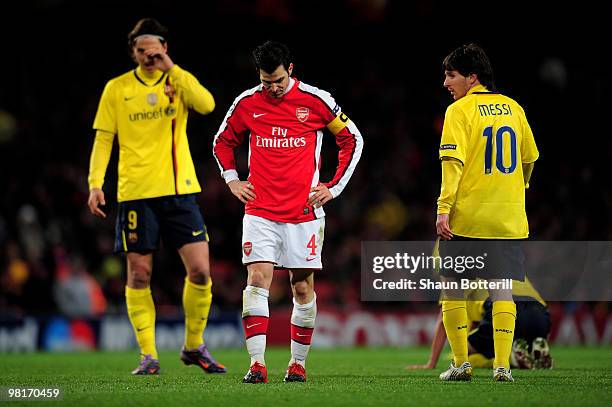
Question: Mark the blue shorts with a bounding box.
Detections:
[439,236,526,281]
[114,194,208,253]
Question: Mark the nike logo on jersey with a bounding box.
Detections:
[137,326,150,332]
[305,257,318,262]
[296,333,311,337]
[192,230,204,236]
[253,113,266,118]
[124,96,135,101]
[246,322,262,329]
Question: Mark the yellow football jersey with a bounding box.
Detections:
[89,65,214,202]
[439,84,538,238]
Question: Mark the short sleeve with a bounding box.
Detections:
[93,81,117,134]
[439,104,468,163]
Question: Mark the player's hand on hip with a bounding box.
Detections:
[436,213,453,240]
[88,188,107,218]
[228,180,256,204]
[308,184,333,208]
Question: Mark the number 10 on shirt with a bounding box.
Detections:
[483,125,517,174]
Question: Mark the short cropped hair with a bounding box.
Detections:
[443,43,495,91]
[252,41,292,74]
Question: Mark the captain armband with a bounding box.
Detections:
[326,112,350,135]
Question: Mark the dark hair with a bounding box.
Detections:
[443,43,495,91]
[127,18,168,48]
[252,41,292,74]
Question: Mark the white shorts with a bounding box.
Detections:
[242,214,325,269]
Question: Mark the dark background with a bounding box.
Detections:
[1,0,609,317]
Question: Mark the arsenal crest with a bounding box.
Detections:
[296,107,309,122]
[243,241,253,256]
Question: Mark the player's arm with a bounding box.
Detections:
[436,158,463,240]
[88,81,117,218]
[436,105,468,240]
[87,130,114,218]
[212,97,254,203]
[522,162,535,189]
[437,158,463,214]
[141,45,214,114]
[309,106,364,207]
[167,65,215,115]
[519,106,539,189]
[407,310,446,369]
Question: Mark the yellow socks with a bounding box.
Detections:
[125,286,157,359]
[183,277,213,350]
[468,353,493,368]
[492,301,516,370]
[125,278,213,357]
[442,300,469,366]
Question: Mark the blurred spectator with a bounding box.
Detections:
[52,246,106,318]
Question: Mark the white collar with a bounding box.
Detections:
[284,77,295,94]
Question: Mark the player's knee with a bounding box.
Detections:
[489,288,512,302]
[249,271,265,286]
[292,280,312,300]
[248,270,269,288]
[128,264,152,288]
[131,270,151,288]
[187,263,210,285]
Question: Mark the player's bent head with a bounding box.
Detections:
[443,43,495,91]
[253,41,292,75]
[127,18,168,50]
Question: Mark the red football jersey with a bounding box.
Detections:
[213,78,363,223]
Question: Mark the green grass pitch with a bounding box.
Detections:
[1,347,611,406]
